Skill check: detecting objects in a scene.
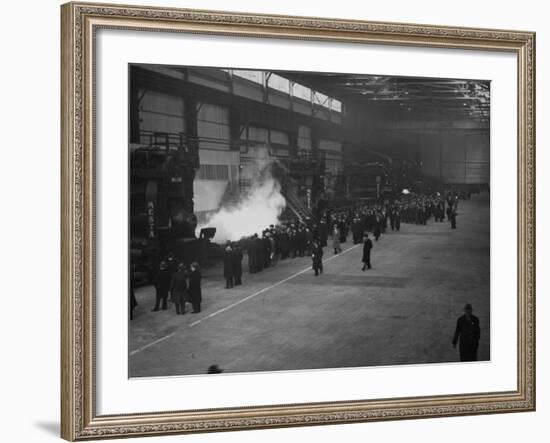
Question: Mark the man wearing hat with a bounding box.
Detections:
[231,242,243,286]
[450,208,458,229]
[169,263,188,315]
[361,234,373,271]
[152,261,171,311]
[452,303,481,361]
[247,234,257,274]
[311,239,323,276]
[223,243,234,289]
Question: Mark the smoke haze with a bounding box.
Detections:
[197,170,286,243]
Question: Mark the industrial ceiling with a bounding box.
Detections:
[280,72,490,121]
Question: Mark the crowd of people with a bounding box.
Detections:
[132,191,462,320]
[131,190,479,363]
[220,191,461,284]
[130,254,203,318]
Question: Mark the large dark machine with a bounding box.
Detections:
[130,131,211,284]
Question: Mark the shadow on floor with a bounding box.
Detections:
[34,421,59,436]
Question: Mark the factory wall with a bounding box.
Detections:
[345,102,490,185]
[131,65,346,215]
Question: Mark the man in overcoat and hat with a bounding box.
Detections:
[361,234,373,271]
[452,303,481,361]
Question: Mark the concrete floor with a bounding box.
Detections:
[129,192,490,377]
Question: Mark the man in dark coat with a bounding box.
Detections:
[450,210,457,229]
[169,263,188,315]
[373,219,381,241]
[452,303,481,361]
[223,244,234,289]
[273,229,282,262]
[351,218,359,245]
[255,235,264,271]
[247,236,257,273]
[305,228,313,255]
[361,234,373,271]
[319,220,328,247]
[280,229,289,259]
[311,240,323,276]
[365,211,374,232]
[289,229,297,258]
[269,231,277,265]
[355,218,365,244]
[231,243,243,286]
[188,262,202,313]
[166,252,177,275]
[297,227,306,257]
[395,209,401,231]
[152,261,171,311]
[437,201,444,222]
[446,194,454,220]
[262,232,272,268]
[338,219,347,243]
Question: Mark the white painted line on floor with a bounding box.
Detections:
[130,243,360,357]
[129,332,176,356]
[190,243,360,328]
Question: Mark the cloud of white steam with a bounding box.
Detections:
[197,172,286,243]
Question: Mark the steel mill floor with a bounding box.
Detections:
[129,192,490,377]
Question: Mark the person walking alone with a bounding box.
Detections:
[362,234,373,271]
[452,303,481,361]
[152,261,171,312]
[311,239,324,276]
[188,262,202,313]
[373,219,381,241]
[450,209,458,229]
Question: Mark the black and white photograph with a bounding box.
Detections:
[1,0,545,441]
[128,64,490,377]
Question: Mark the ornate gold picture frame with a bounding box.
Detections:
[61,2,535,440]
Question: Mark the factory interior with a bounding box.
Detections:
[128,64,490,377]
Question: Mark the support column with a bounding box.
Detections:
[129,66,140,144]
[288,124,299,157]
[183,97,199,215]
[229,105,242,193]
[310,126,324,203]
[229,104,241,152]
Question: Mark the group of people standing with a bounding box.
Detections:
[399,192,460,228]
[221,222,331,287]
[341,191,461,246]
[133,190,480,363]
[150,255,203,315]
[217,191,462,286]
[222,243,243,289]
